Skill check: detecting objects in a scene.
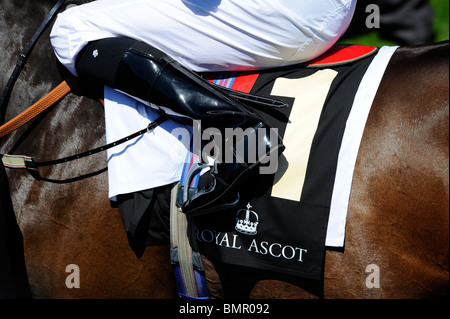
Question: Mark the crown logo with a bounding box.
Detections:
[235,203,259,236]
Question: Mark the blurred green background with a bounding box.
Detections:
[339,0,449,46]
[431,0,450,41]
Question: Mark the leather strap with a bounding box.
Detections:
[0,0,68,123]
[215,83,288,109]
[1,114,168,183]
[0,78,76,139]
[170,153,209,299]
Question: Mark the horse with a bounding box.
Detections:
[1,0,448,299]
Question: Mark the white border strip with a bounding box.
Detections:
[325,46,399,247]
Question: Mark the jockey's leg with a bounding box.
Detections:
[75,37,285,216]
[50,0,356,75]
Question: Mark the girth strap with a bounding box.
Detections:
[170,153,209,299]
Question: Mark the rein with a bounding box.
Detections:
[0,0,68,125]
[0,78,75,139]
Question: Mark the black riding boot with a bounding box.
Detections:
[76,38,285,215]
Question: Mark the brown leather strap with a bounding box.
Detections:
[0,78,76,138]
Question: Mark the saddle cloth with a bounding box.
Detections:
[104,45,398,280]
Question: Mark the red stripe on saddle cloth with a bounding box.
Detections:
[203,44,377,91]
[228,72,259,93]
[306,44,378,67]
[204,72,259,94]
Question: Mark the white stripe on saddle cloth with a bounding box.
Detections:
[326,46,398,247]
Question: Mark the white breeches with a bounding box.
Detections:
[50,0,356,75]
